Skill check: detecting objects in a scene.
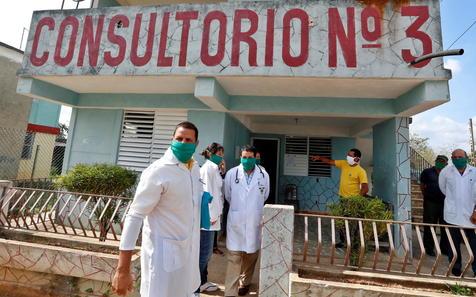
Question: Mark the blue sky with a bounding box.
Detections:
[0,0,474,153]
[412,0,476,153]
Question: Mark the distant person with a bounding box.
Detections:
[420,155,449,256]
[224,145,269,296]
[198,142,225,293]
[438,149,476,277]
[310,148,368,197]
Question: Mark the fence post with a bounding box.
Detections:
[0,180,13,220]
[259,205,294,297]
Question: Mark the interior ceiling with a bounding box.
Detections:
[35,75,423,99]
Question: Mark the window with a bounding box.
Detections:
[21,132,35,159]
[284,136,331,177]
[117,110,187,172]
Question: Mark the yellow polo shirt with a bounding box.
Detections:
[334,160,368,198]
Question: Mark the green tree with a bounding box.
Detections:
[410,133,436,164]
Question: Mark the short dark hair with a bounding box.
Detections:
[173,121,198,141]
[201,142,224,159]
[240,145,257,157]
[350,148,362,158]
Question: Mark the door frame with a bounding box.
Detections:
[251,137,280,204]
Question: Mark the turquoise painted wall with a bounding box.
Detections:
[223,114,250,168]
[28,99,61,127]
[257,136,356,211]
[63,108,122,172]
[188,110,227,165]
[372,119,397,206]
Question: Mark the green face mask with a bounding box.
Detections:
[435,161,446,170]
[171,140,196,163]
[210,154,223,166]
[241,157,256,171]
[452,158,468,170]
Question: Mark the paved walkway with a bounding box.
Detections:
[202,243,259,297]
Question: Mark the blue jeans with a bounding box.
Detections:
[199,230,215,285]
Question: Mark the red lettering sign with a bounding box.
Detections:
[282,9,309,67]
[401,6,432,68]
[176,11,199,67]
[231,9,258,67]
[361,7,381,48]
[201,11,227,67]
[131,13,157,66]
[265,9,275,67]
[31,17,55,66]
[158,12,173,67]
[54,16,79,66]
[104,15,129,67]
[328,7,356,68]
[77,15,105,67]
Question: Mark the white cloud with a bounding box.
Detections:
[444,58,462,74]
[411,115,472,154]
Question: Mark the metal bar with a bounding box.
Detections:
[330,218,336,265]
[294,213,476,229]
[0,189,20,227]
[303,216,309,262]
[88,197,103,238]
[344,220,351,266]
[66,195,84,236]
[358,220,365,268]
[415,225,425,274]
[316,217,322,264]
[445,227,458,277]
[56,193,74,234]
[429,226,442,275]
[106,200,123,241]
[47,192,67,234]
[400,225,410,273]
[12,190,36,228]
[372,222,379,270]
[386,223,395,272]
[77,196,93,237]
[461,229,474,276]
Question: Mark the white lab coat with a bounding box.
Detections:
[123,148,202,297]
[200,160,224,231]
[439,164,476,228]
[224,164,270,253]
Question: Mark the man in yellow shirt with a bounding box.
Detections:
[310,148,369,197]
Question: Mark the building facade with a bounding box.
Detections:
[17,0,450,228]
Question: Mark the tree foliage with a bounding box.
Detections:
[410,133,435,164]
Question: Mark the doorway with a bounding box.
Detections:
[252,138,279,204]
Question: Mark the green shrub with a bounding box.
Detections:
[55,164,137,241]
[55,163,137,197]
[328,196,393,265]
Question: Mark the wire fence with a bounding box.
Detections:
[0,127,66,181]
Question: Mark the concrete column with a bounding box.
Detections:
[372,117,411,254]
[259,205,294,297]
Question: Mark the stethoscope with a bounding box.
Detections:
[235,165,265,184]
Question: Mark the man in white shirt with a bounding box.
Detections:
[438,149,476,277]
[112,121,202,297]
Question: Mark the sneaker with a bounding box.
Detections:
[238,285,250,296]
[200,282,218,292]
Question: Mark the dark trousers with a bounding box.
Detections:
[447,226,476,274]
[199,230,215,285]
[423,200,449,254]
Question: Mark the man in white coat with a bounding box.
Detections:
[438,148,476,277]
[224,145,270,296]
[112,121,202,297]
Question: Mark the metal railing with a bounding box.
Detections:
[11,178,57,190]
[0,187,133,242]
[294,213,476,280]
[410,147,433,182]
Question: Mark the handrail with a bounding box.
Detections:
[294,213,476,280]
[410,147,433,182]
[0,187,133,242]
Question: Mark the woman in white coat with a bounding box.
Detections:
[197,143,225,293]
